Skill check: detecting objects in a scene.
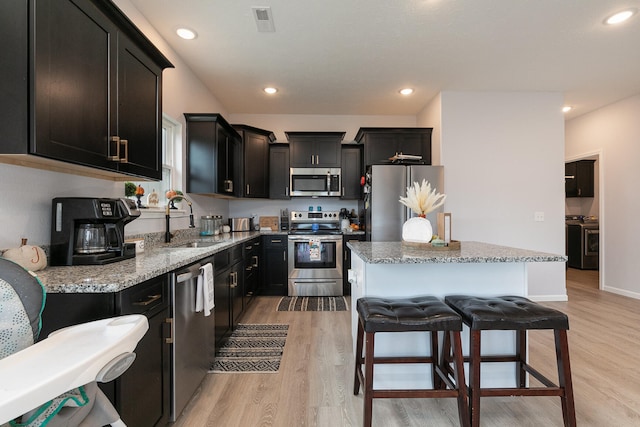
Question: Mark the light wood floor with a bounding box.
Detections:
[174,269,640,426]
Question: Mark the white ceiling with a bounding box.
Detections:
[128,0,640,120]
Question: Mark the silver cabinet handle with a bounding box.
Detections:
[283,250,286,262]
[107,136,120,161]
[119,139,129,163]
[247,184,250,194]
[316,155,319,164]
[285,186,289,196]
[252,255,258,268]
[271,239,281,243]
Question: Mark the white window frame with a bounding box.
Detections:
[126,113,183,215]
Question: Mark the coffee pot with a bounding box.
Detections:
[50,197,140,265]
[74,223,107,254]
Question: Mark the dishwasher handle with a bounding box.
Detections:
[175,261,208,283]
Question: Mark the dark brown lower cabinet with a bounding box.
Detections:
[40,276,171,427]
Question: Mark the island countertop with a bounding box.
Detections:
[346,240,567,264]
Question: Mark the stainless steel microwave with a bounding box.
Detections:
[290,167,341,197]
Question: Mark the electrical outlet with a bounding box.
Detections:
[534,211,545,222]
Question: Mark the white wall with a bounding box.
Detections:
[416,93,442,165]
[418,92,567,300]
[0,0,229,249]
[565,94,640,299]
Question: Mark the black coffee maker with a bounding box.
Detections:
[50,197,140,266]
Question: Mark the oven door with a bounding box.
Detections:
[287,235,343,296]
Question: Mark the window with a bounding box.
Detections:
[126,113,181,210]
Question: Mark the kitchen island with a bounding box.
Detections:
[346,240,566,389]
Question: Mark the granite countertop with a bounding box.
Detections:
[346,241,567,264]
[36,231,271,294]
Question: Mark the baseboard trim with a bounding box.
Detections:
[527,294,569,302]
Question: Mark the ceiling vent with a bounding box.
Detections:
[252,7,275,32]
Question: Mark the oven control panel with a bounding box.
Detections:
[290,211,340,222]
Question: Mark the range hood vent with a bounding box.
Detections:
[252,7,275,32]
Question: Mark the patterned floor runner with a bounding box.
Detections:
[210,324,288,373]
[276,296,349,312]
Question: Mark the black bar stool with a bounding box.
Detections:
[442,295,576,427]
[353,296,470,427]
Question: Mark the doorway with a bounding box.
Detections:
[565,151,603,290]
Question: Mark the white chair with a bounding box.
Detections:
[0,258,148,426]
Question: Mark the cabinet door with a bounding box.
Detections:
[565,162,578,197]
[33,0,116,169]
[244,132,269,197]
[289,140,316,167]
[358,129,432,166]
[214,268,231,345]
[261,236,288,296]
[185,118,216,194]
[230,262,244,327]
[117,306,168,427]
[341,146,362,199]
[217,126,233,194]
[314,139,341,167]
[269,144,290,199]
[116,35,163,180]
[576,160,595,197]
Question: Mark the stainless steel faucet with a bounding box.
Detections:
[165,195,196,243]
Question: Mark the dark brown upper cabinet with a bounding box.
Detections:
[185,113,242,197]
[269,144,290,199]
[233,125,276,199]
[0,0,173,180]
[565,160,595,198]
[286,131,345,168]
[341,145,363,199]
[355,128,432,167]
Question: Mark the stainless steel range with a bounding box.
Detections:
[287,211,343,296]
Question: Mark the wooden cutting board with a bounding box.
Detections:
[259,216,279,231]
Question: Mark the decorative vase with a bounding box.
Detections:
[402,216,433,243]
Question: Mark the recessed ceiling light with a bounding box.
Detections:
[176,28,197,40]
[604,8,637,25]
[399,88,414,96]
[562,106,573,113]
[264,87,278,94]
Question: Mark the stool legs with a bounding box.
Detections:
[463,328,576,427]
[555,330,576,427]
[354,321,469,427]
[449,330,470,427]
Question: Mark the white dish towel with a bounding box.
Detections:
[196,263,215,316]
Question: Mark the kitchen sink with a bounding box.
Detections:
[180,241,217,248]
[162,241,219,250]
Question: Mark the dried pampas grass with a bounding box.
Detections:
[399,179,446,216]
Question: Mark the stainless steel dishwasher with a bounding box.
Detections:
[170,256,215,422]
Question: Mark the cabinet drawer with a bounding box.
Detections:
[263,235,287,247]
[118,276,167,315]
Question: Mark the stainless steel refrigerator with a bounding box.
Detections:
[364,165,444,241]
